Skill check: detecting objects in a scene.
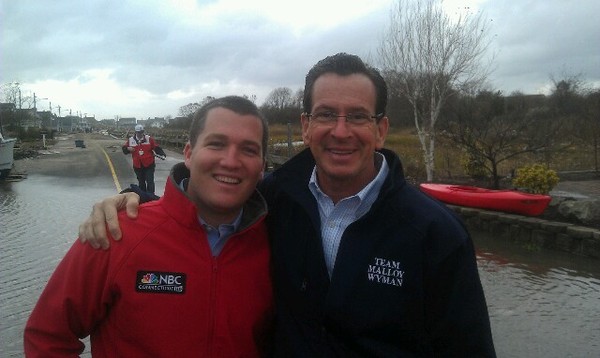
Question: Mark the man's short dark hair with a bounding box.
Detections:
[189,96,269,160]
[302,53,388,118]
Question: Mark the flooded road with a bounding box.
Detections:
[473,230,600,357]
[1,134,599,357]
[1,134,182,357]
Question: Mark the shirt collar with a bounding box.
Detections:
[199,210,243,234]
[179,178,244,231]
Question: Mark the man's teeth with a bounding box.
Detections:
[215,175,240,184]
[331,150,352,154]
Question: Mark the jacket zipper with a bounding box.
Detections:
[207,256,218,356]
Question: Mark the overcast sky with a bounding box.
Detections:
[2,0,599,120]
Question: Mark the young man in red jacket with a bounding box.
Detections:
[24,96,273,357]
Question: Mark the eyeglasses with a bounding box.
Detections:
[306,111,383,126]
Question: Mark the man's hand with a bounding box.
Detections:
[78,192,141,249]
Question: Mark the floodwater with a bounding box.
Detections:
[2,174,600,357]
[473,230,600,357]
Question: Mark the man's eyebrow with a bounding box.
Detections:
[201,133,226,141]
[241,139,262,150]
[313,105,370,113]
[202,133,261,149]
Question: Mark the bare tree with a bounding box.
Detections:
[178,96,216,118]
[583,90,600,171]
[178,103,201,118]
[263,87,294,110]
[1,82,21,107]
[442,91,560,189]
[548,74,599,172]
[378,0,494,181]
[1,83,25,131]
[293,89,304,109]
[261,87,301,125]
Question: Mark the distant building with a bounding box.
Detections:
[80,116,95,132]
[146,117,167,129]
[99,118,116,127]
[118,117,137,130]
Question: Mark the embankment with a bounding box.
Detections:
[451,205,600,259]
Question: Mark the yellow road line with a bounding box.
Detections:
[100,147,122,193]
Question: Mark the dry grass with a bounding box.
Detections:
[266,124,598,183]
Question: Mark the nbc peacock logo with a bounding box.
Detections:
[141,273,159,284]
[136,270,186,294]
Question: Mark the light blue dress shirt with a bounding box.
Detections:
[308,153,389,277]
[180,178,242,256]
[199,213,242,256]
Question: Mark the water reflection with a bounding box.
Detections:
[473,230,600,358]
[1,175,115,357]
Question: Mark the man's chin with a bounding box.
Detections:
[320,165,359,182]
[212,197,247,212]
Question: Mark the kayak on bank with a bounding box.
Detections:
[419,183,552,216]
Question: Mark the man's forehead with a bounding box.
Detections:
[311,74,377,110]
[202,110,263,141]
[205,108,262,126]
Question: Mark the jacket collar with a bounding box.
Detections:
[166,162,268,231]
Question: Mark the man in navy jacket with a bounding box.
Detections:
[80,53,496,357]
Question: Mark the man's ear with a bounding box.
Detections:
[301,113,310,145]
[375,116,389,149]
[183,142,192,169]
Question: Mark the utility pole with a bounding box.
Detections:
[56,105,61,131]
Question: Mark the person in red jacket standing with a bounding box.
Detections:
[24,96,273,357]
[123,124,162,194]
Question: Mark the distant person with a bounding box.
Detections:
[80,53,496,356]
[24,96,273,357]
[122,124,165,194]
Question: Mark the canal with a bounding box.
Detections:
[1,134,599,357]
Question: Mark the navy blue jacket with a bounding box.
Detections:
[260,148,496,357]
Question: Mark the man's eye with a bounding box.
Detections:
[348,113,369,121]
[316,112,336,120]
[243,147,260,156]
[207,142,224,148]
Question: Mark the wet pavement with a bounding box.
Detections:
[12,132,184,195]
[552,178,600,199]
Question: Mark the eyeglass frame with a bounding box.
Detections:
[305,111,384,126]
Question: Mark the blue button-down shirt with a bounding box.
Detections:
[308,153,389,277]
[199,213,242,256]
[180,178,242,256]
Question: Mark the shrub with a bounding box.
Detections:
[461,151,488,180]
[512,164,559,194]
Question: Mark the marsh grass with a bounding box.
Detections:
[266,124,598,185]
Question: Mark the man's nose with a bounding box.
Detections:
[330,117,352,136]
[220,147,242,167]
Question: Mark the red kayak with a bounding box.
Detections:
[419,183,552,216]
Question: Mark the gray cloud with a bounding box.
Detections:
[483,0,600,93]
[2,0,599,119]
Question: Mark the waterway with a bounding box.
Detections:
[1,139,599,357]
